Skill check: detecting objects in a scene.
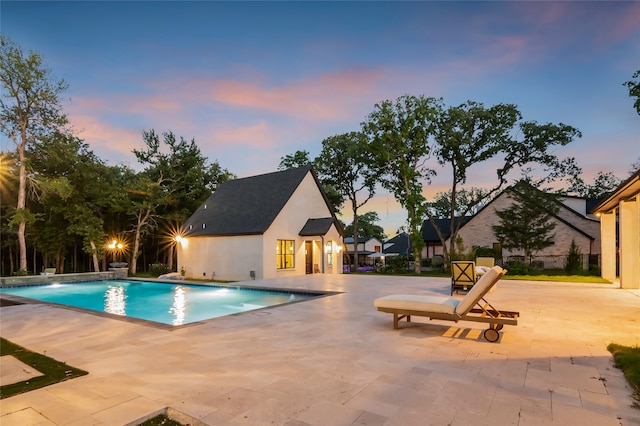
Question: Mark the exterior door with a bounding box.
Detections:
[305,241,313,274]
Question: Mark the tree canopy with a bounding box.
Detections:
[0,35,69,272]
[429,100,581,264]
[315,132,381,267]
[492,181,560,265]
[624,69,640,116]
[363,95,442,273]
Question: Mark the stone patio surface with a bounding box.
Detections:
[1,274,639,425]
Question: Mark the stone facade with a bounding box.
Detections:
[445,190,600,261]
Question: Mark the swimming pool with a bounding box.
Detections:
[0,280,327,327]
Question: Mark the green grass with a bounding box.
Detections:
[502,274,610,283]
[138,414,185,426]
[607,343,640,404]
[361,269,610,283]
[0,337,88,399]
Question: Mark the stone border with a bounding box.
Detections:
[0,271,116,287]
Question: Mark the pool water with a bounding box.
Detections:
[0,280,321,326]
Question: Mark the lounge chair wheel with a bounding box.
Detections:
[492,324,504,331]
[483,328,500,342]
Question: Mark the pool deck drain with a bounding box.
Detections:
[1,274,639,425]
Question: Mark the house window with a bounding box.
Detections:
[277,240,295,269]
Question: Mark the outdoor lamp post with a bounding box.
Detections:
[107,239,123,263]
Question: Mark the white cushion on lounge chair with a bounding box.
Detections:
[374,294,460,314]
[454,266,500,315]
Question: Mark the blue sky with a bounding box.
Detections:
[2,1,639,236]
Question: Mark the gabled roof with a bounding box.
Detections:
[384,232,411,255]
[343,236,383,245]
[182,166,335,237]
[421,217,471,242]
[458,183,597,240]
[299,218,338,236]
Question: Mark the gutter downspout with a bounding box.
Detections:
[321,236,325,273]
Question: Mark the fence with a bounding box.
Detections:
[502,254,600,271]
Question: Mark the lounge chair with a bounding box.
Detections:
[41,267,56,275]
[450,260,476,295]
[374,266,518,342]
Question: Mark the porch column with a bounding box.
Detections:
[619,197,640,289]
[600,210,617,283]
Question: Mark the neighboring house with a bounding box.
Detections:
[420,217,471,259]
[383,232,412,256]
[451,185,601,266]
[344,236,383,267]
[176,166,343,281]
[593,169,640,289]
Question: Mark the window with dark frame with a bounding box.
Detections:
[277,240,295,269]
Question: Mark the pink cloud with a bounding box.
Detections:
[210,120,280,149]
[66,113,142,165]
[209,68,388,120]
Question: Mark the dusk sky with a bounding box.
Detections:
[2,1,639,236]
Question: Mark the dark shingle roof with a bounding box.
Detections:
[182,166,316,237]
[384,232,411,255]
[299,218,337,236]
[421,217,471,242]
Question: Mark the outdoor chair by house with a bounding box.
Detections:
[374,266,518,342]
[451,260,476,295]
[475,256,495,278]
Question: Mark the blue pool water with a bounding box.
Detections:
[0,280,321,326]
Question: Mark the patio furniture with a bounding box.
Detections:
[451,260,476,295]
[475,257,495,277]
[40,268,56,275]
[374,266,518,342]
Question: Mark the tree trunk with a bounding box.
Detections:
[167,244,174,271]
[16,127,28,271]
[352,210,359,271]
[90,240,100,272]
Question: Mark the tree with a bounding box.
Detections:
[624,69,640,115]
[492,181,559,266]
[568,170,622,199]
[29,132,113,273]
[278,150,312,170]
[132,129,233,272]
[0,35,69,272]
[426,187,489,219]
[363,95,442,273]
[314,132,381,268]
[343,211,386,242]
[564,239,583,275]
[431,100,581,264]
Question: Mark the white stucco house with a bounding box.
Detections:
[593,169,640,289]
[343,236,383,269]
[176,166,344,281]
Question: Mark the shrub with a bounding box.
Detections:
[565,239,583,275]
[505,261,529,275]
[473,246,496,258]
[12,269,29,276]
[385,256,409,273]
[431,255,444,268]
[149,263,171,276]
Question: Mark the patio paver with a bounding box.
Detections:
[1,274,639,425]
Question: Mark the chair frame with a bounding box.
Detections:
[450,260,476,295]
